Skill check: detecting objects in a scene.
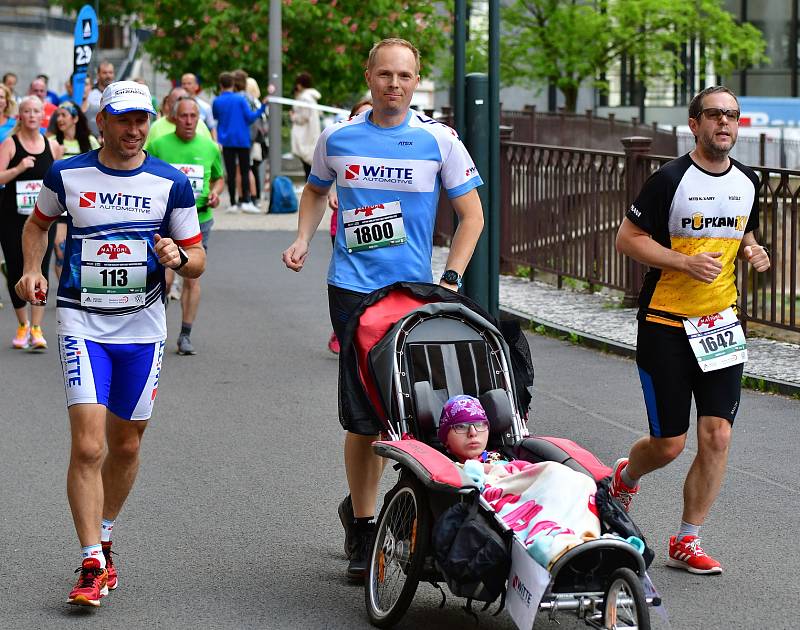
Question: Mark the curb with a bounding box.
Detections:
[501,306,800,399]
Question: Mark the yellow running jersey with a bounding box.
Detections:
[626,154,759,326]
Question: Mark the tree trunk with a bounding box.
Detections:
[562,87,578,113]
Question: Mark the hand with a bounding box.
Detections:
[154,233,182,269]
[327,190,339,211]
[19,156,36,171]
[15,271,48,305]
[684,251,723,283]
[438,279,458,292]
[261,96,269,106]
[282,238,309,272]
[207,192,220,208]
[743,245,770,272]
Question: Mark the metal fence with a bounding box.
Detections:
[437,136,799,334]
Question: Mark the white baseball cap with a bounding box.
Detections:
[99,81,156,115]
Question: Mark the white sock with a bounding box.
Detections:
[677,521,701,541]
[620,464,638,488]
[82,544,106,569]
[101,518,115,543]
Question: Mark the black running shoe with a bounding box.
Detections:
[346,523,375,581]
[338,495,356,559]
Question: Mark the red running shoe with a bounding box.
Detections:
[609,458,639,512]
[67,557,109,607]
[327,332,340,354]
[102,542,118,590]
[667,535,722,574]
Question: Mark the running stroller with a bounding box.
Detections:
[338,282,661,629]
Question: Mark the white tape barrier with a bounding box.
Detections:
[267,95,349,116]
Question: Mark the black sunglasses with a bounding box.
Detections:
[697,107,740,122]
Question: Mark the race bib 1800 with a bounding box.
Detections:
[682,307,747,372]
[80,239,148,309]
[342,200,406,253]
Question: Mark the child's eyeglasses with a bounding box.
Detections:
[451,421,489,434]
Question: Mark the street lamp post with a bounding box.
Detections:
[268,0,282,184]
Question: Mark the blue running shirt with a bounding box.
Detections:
[34,150,201,343]
[310,110,483,293]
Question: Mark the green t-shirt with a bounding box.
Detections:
[144,116,211,150]
[147,132,223,224]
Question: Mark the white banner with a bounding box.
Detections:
[267,95,349,116]
[506,538,550,630]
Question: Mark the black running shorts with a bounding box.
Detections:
[328,284,383,436]
[635,320,743,438]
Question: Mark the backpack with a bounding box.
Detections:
[432,498,512,604]
[595,477,654,568]
[269,176,298,214]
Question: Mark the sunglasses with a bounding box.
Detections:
[697,107,740,122]
[450,421,489,434]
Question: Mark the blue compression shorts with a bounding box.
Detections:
[58,335,165,420]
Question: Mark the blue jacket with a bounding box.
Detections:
[212,91,265,148]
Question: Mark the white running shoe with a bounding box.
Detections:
[240,201,261,214]
[225,203,241,214]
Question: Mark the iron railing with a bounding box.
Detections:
[437,137,799,334]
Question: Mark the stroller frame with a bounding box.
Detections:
[349,284,658,629]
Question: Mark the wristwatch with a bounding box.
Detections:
[174,246,189,271]
[441,269,462,289]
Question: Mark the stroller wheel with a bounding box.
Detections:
[602,567,651,630]
[365,476,431,628]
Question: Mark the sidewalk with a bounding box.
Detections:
[214,208,800,397]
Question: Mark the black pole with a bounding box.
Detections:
[463,74,490,310]
[454,0,466,137]
[487,0,500,318]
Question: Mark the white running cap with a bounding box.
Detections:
[99,81,156,115]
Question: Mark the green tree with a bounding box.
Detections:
[502,0,768,112]
[49,0,450,105]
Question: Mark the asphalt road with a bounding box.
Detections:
[0,230,797,630]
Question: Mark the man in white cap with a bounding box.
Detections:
[16,80,206,607]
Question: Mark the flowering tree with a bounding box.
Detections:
[50,0,450,105]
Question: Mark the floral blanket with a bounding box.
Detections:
[463,459,600,570]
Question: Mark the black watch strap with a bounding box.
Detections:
[174,246,189,270]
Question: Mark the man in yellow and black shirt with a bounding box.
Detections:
[609,86,770,575]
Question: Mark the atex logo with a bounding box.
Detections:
[96,243,131,260]
[79,191,152,213]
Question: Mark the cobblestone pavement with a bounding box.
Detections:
[213,205,799,393]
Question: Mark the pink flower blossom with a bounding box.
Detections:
[335,44,346,54]
[350,23,357,32]
[342,15,351,25]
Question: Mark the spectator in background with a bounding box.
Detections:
[83,61,115,136]
[28,79,57,128]
[144,87,211,150]
[212,71,267,214]
[0,95,61,351]
[181,73,216,141]
[36,74,60,106]
[50,101,100,280]
[244,75,267,203]
[0,83,16,142]
[3,72,19,103]
[290,72,321,179]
